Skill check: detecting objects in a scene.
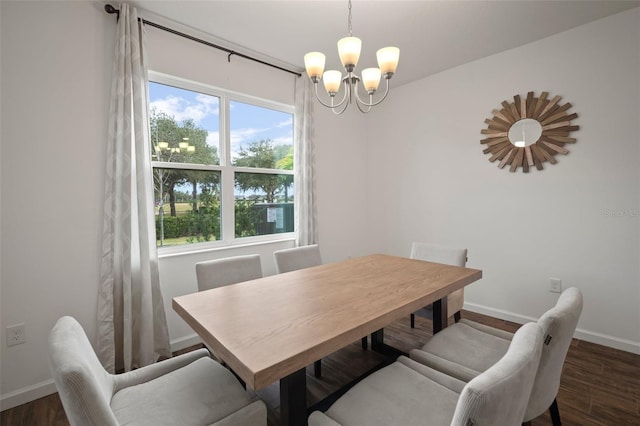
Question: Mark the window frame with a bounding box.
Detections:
[149,71,296,255]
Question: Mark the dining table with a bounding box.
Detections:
[173,253,482,426]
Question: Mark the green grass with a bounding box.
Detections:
[157,235,218,247]
[156,203,196,215]
[157,237,191,247]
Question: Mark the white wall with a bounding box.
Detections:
[0,0,367,409]
[1,0,115,409]
[365,8,640,353]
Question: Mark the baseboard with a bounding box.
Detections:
[0,379,57,412]
[463,302,640,355]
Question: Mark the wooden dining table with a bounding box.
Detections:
[173,253,482,426]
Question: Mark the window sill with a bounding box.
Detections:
[157,233,296,259]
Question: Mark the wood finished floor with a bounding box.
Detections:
[2,310,639,426]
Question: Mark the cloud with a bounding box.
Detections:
[276,117,293,128]
[151,90,292,152]
[271,136,294,146]
[149,93,219,126]
[231,127,268,147]
[206,131,219,147]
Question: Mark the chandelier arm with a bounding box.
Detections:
[352,81,373,108]
[334,78,351,107]
[330,82,352,115]
[367,78,391,106]
[312,81,347,109]
[354,97,373,113]
[353,77,391,107]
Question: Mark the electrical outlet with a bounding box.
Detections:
[549,278,562,293]
[6,323,26,347]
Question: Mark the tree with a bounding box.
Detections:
[233,139,279,202]
[150,109,220,246]
[233,139,293,202]
[275,146,294,202]
[150,110,219,216]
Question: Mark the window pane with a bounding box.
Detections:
[149,82,220,165]
[234,172,294,238]
[154,168,221,247]
[230,101,293,170]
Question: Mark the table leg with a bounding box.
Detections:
[280,367,307,426]
[370,329,384,350]
[432,296,448,334]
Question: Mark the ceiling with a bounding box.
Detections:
[129,0,639,87]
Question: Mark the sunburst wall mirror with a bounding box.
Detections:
[480,91,579,173]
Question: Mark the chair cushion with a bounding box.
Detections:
[111,357,252,426]
[323,357,461,426]
[416,320,511,373]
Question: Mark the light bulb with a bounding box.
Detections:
[337,37,362,68]
[304,52,326,79]
[377,47,400,75]
[361,68,381,92]
[323,70,342,94]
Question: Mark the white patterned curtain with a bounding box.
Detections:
[97,3,171,373]
[294,77,318,246]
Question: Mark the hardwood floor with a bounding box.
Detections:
[2,311,639,425]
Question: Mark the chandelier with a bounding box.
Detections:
[303,0,400,114]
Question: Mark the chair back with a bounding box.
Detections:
[451,322,543,426]
[48,316,118,426]
[410,242,467,314]
[274,244,322,274]
[410,242,467,266]
[525,287,583,420]
[195,254,263,291]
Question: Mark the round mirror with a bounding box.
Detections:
[480,91,579,173]
[508,118,542,147]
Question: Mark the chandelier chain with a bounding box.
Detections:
[347,0,353,36]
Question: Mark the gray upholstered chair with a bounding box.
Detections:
[308,322,543,426]
[274,244,346,378]
[48,316,266,426]
[195,254,263,363]
[409,287,583,426]
[273,244,323,274]
[410,242,468,327]
[196,254,263,292]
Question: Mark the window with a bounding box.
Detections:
[149,73,294,249]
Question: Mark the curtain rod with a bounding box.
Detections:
[104,4,301,77]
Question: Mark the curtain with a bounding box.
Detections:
[97,3,171,373]
[294,76,318,246]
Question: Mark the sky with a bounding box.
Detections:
[149,81,293,161]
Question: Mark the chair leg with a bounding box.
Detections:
[314,360,322,378]
[361,336,368,350]
[410,313,415,328]
[522,399,561,426]
[454,311,461,322]
[549,398,562,426]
